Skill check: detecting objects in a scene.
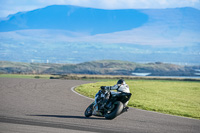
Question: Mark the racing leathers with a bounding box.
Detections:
[93,83,130,115]
[105,83,130,93]
[105,83,130,106]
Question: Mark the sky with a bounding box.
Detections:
[0,0,200,18]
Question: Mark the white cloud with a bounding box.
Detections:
[0,0,200,18]
[57,0,200,9]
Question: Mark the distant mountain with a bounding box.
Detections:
[0,5,199,45]
[0,5,148,35]
[0,5,199,36]
[88,7,200,45]
[140,7,200,31]
[0,5,200,64]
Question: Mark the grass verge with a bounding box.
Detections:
[75,79,200,119]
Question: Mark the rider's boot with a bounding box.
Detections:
[121,106,129,113]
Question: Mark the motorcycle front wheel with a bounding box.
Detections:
[84,103,94,117]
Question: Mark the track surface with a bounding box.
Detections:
[0,78,199,133]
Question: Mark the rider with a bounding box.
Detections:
[93,79,130,115]
[104,79,130,93]
[103,79,130,107]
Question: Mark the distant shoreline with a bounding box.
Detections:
[0,73,200,81]
[146,75,200,79]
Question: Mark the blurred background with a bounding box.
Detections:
[0,0,200,76]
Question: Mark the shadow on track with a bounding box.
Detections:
[29,114,105,120]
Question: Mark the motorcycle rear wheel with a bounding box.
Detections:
[105,101,123,120]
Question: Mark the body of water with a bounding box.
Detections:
[132,72,200,79]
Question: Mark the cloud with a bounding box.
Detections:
[49,0,200,9]
[0,0,200,18]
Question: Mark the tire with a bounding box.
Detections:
[84,103,94,117]
[105,101,123,120]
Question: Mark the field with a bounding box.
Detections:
[75,79,200,119]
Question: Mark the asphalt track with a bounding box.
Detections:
[0,78,199,133]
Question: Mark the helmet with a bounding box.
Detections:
[117,79,125,85]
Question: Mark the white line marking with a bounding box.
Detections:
[71,86,94,101]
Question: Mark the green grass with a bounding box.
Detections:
[75,79,200,119]
[0,74,56,79]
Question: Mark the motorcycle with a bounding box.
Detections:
[84,89,132,120]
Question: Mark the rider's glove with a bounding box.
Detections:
[100,86,106,90]
[117,84,121,87]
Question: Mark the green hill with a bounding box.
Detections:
[0,60,199,76]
